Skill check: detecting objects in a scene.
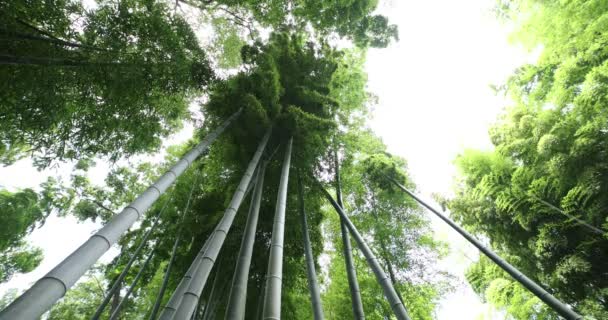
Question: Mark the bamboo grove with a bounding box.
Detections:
[0,0,606,319]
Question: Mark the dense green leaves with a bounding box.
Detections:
[0,189,45,282]
[0,0,213,167]
[185,0,398,48]
[0,2,459,319]
[448,1,608,318]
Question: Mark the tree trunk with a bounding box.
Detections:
[0,54,124,66]
[110,248,156,320]
[0,110,242,320]
[255,251,269,320]
[317,180,411,320]
[109,281,122,320]
[171,129,272,320]
[150,172,202,320]
[225,161,267,319]
[297,171,324,320]
[202,256,224,320]
[149,230,182,320]
[333,149,365,320]
[387,177,583,320]
[158,178,257,320]
[262,137,293,319]
[370,191,404,305]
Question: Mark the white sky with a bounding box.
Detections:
[0,0,538,318]
[367,0,536,318]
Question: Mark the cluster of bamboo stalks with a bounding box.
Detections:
[0,109,581,320]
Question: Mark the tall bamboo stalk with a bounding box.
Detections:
[110,246,156,320]
[334,150,365,320]
[150,218,187,320]
[225,161,267,319]
[92,196,169,320]
[370,190,404,305]
[262,138,293,319]
[0,110,242,320]
[157,237,211,320]
[317,181,411,320]
[201,255,224,320]
[157,179,257,320]
[387,177,583,320]
[171,129,272,320]
[297,171,324,320]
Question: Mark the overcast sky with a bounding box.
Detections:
[367,0,536,318]
[0,0,538,318]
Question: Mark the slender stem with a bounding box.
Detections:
[387,177,583,320]
[202,255,224,320]
[0,28,107,51]
[92,190,174,320]
[370,189,404,305]
[225,161,267,319]
[149,170,202,320]
[171,129,272,320]
[333,149,365,319]
[528,194,605,235]
[262,138,293,319]
[297,171,324,320]
[110,247,157,320]
[316,179,411,320]
[0,109,241,320]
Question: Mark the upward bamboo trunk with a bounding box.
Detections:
[109,282,122,319]
[387,177,583,320]
[262,138,293,319]
[202,255,224,320]
[334,150,365,320]
[370,191,404,305]
[297,171,324,320]
[158,180,251,320]
[110,247,156,320]
[149,228,182,320]
[93,204,166,320]
[317,180,411,320]
[225,161,267,319]
[158,180,257,320]
[171,129,272,320]
[0,110,241,320]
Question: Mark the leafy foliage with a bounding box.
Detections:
[0,189,45,282]
[448,1,608,318]
[0,0,213,167]
[184,0,398,48]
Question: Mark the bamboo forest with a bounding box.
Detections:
[0,0,607,319]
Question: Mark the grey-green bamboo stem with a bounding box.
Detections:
[149,171,202,320]
[157,180,257,320]
[317,181,411,320]
[225,161,267,319]
[297,172,324,320]
[110,247,156,320]
[387,177,583,320]
[202,255,224,320]
[92,191,173,320]
[262,138,293,319]
[0,109,242,320]
[172,129,272,320]
[370,190,404,305]
[528,194,605,235]
[158,178,252,320]
[334,150,365,320]
[158,240,211,320]
[150,226,185,320]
